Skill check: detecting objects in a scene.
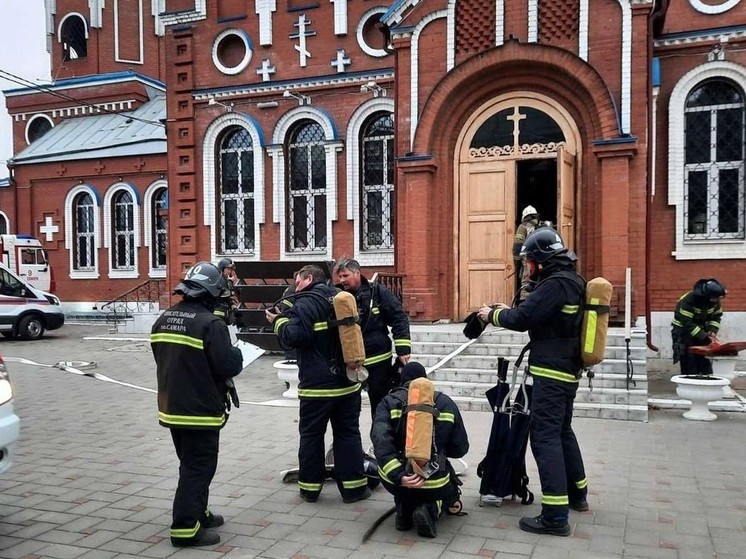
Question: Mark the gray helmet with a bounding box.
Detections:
[520,227,567,263]
[693,278,726,299]
[174,262,228,299]
[217,257,235,272]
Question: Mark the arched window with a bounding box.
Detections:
[74,192,95,270]
[26,115,53,145]
[112,191,135,269]
[361,112,395,250]
[60,15,88,60]
[684,78,745,240]
[287,120,326,251]
[152,187,168,269]
[218,126,255,253]
[0,212,8,235]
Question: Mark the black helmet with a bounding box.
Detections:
[520,228,567,263]
[693,278,727,299]
[174,262,228,299]
[217,257,235,272]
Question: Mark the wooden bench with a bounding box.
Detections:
[232,261,333,352]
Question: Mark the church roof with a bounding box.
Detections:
[12,94,166,165]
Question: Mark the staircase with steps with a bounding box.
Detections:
[410,324,648,422]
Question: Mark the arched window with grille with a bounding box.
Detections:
[59,14,88,61]
[152,188,168,269]
[361,112,395,250]
[684,78,745,240]
[74,192,96,270]
[112,190,135,269]
[218,126,255,253]
[287,120,327,251]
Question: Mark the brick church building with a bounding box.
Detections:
[2,0,745,351]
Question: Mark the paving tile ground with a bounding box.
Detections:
[1,324,745,558]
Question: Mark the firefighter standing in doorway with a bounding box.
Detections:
[151,262,243,547]
[671,278,727,375]
[266,264,371,504]
[513,205,540,303]
[478,228,588,537]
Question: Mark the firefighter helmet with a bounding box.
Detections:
[521,205,538,221]
[520,228,567,263]
[217,257,236,272]
[174,262,228,299]
[693,278,727,299]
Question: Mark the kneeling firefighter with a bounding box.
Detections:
[151,262,243,548]
[371,362,469,538]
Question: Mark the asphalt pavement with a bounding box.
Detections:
[1,324,745,559]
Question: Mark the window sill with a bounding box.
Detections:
[70,270,100,280]
[109,270,139,279]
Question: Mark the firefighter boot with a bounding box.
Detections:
[412,503,438,538]
[171,528,221,547]
[569,499,589,512]
[519,514,571,537]
[201,511,224,528]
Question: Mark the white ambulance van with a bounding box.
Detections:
[0,355,19,475]
[0,234,54,293]
[0,262,64,340]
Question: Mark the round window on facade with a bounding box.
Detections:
[357,8,389,58]
[212,29,253,75]
[25,114,54,145]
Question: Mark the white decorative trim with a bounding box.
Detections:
[64,184,101,279]
[24,114,54,145]
[356,7,389,58]
[212,29,253,75]
[114,0,144,64]
[668,60,746,259]
[651,85,659,198]
[103,182,141,278]
[345,98,395,266]
[411,10,447,150]
[496,0,504,46]
[143,179,168,278]
[689,0,740,14]
[579,0,589,60]
[88,0,105,28]
[528,0,538,43]
[382,0,422,25]
[151,0,165,36]
[159,0,206,25]
[255,0,277,46]
[331,0,348,35]
[446,0,455,70]
[617,0,632,133]
[655,28,746,47]
[0,211,10,235]
[57,12,90,42]
[202,113,266,261]
[13,100,138,121]
[271,108,341,259]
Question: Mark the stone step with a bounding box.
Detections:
[419,353,646,375]
[414,340,647,360]
[431,370,647,389]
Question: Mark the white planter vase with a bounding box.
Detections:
[274,360,299,399]
[671,374,730,421]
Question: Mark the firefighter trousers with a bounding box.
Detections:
[170,429,219,539]
[366,360,396,420]
[529,377,587,523]
[298,391,367,501]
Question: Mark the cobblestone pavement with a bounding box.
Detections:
[1,324,746,559]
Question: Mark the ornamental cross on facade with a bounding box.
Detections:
[39,215,59,242]
[257,59,276,82]
[290,14,316,68]
[331,49,351,73]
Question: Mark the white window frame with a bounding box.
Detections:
[64,184,101,279]
[143,179,168,278]
[0,211,9,235]
[346,98,395,266]
[668,61,746,259]
[103,182,141,278]
[203,113,266,262]
[25,114,54,145]
[57,12,89,60]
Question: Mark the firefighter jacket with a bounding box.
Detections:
[671,291,722,345]
[151,299,243,430]
[513,218,537,260]
[488,258,585,383]
[346,276,411,368]
[272,281,361,399]
[371,385,469,498]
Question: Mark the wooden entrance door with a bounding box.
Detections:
[458,159,516,318]
[557,147,576,251]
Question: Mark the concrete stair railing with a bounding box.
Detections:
[410,324,648,422]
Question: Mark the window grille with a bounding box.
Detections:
[361,113,395,250]
[74,193,95,270]
[218,127,255,253]
[153,188,167,268]
[287,121,327,252]
[61,16,87,60]
[112,191,135,269]
[684,79,745,240]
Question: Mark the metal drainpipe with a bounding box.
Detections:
[645,3,659,352]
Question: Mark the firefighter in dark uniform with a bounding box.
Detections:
[151,262,243,547]
[214,257,240,324]
[371,362,469,538]
[671,278,727,375]
[334,257,412,418]
[478,228,588,537]
[265,264,370,504]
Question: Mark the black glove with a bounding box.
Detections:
[226,378,240,409]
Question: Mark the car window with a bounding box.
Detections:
[0,270,25,297]
[21,249,36,265]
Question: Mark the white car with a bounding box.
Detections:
[0,355,20,474]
